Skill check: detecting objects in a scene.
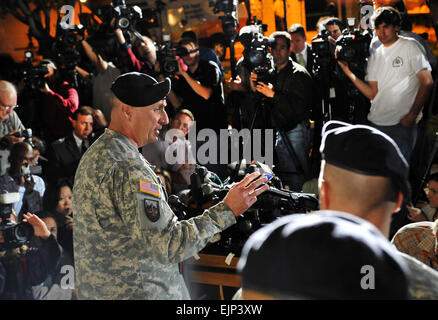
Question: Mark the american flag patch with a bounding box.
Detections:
[139,179,160,198]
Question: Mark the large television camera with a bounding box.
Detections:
[157,35,189,77]
[0,193,34,251]
[171,162,319,255]
[55,24,84,71]
[311,29,337,79]
[112,0,142,30]
[239,21,275,83]
[336,18,372,77]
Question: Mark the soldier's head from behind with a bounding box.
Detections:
[237,213,409,300]
[109,72,170,148]
[318,121,410,237]
[0,80,17,122]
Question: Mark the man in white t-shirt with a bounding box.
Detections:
[338,6,433,162]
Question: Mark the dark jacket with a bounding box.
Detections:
[0,234,61,300]
[269,58,313,131]
[290,43,314,75]
[46,133,95,186]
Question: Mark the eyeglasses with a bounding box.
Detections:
[1,104,18,111]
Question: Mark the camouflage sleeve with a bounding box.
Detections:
[110,162,237,265]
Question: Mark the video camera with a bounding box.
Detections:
[22,65,49,91]
[171,162,319,254]
[239,20,274,83]
[157,35,188,77]
[336,18,372,74]
[112,0,142,30]
[55,24,84,70]
[0,193,34,251]
[311,29,336,77]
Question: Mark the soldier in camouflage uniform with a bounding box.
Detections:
[318,120,438,299]
[72,72,269,299]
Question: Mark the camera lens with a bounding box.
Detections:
[118,17,130,29]
[14,222,34,242]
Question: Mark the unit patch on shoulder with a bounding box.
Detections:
[144,199,160,222]
[139,179,160,198]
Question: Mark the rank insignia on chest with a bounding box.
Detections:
[139,179,160,198]
[144,199,160,222]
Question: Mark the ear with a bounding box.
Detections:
[122,104,132,120]
[391,191,403,215]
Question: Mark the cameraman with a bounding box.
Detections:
[115,27,157,77]
[38,59,79,143]
[249,31,313,192]
[337,6,433,162]
[0,212,61,299]
[323,17,344,43]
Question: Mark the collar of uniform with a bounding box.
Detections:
[105,128,139,154]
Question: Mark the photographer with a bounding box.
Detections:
[78,39,121,123]
[165,35,228,133]
[0,80,26,175]
[337,6,433,162]
[0,81,25,145]
[249,31,313,192]
[0,212,61,299]
[115,27,157,77]
[38,59,79,143]
[0,142,45,219]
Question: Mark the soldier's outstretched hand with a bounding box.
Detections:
[223,172,269,217]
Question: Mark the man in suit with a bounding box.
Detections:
[288,24,314,75]
[46,106,94,186]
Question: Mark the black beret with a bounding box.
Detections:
[237,212,410,299]
[111,72,171,107]
[320,120,411,201]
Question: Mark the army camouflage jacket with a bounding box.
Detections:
[72,129,236,299]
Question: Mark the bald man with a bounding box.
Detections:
[0,80,27,175]
[0,81,25,142]
[317,120,438,299]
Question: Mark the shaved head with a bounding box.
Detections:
[319,161,401,236]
